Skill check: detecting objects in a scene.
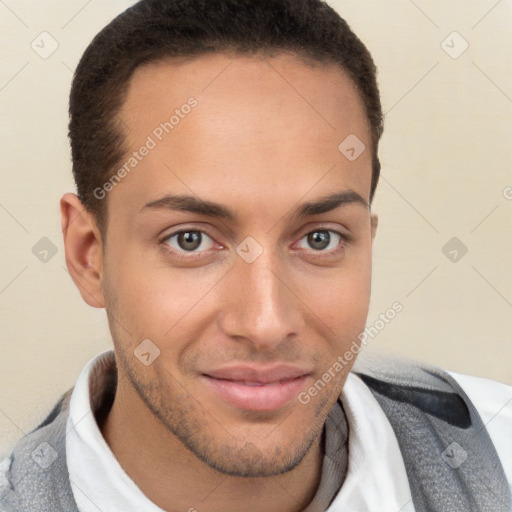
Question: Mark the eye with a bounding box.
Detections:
[163,230,215,253]
[296,229,343,252]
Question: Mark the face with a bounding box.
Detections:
[98,53,376,477]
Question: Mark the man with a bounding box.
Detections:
[1,0,511,511]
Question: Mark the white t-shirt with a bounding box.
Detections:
[66,350,512,512]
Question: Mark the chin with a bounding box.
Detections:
[196,439,314,478]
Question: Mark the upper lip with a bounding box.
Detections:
[203,365,311,384]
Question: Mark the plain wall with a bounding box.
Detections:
[1,0,511,457]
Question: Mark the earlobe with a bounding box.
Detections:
[60,193,106,308]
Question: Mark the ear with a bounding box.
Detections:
[370,212,378,243]
[60,193,105,308]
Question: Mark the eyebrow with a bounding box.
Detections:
[138,190,369,220]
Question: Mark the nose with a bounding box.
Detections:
[218,248,304,350]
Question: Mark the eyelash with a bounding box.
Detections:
[159,227,352,261]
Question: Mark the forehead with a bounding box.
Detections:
[121,52,368,143]
[109,53,372,223]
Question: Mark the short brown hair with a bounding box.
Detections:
[69,0,383,238]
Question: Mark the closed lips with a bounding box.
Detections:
[201,365,312,411]
[202,365,311,383]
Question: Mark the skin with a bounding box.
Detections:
[60,52,378,512]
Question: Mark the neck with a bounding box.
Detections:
[101,373,325,512]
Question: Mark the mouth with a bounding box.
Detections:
[201,365,311,411]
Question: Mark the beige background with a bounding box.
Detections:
[1,0,511,457]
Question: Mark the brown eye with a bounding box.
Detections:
[164,230,214,252]
[307,230,331,250]
[297,229,342,252]
[178,231,201,251]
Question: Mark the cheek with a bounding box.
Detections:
[313,281,370,340]
[300,251,372,332]
[102,247,169,336]
[104,248,221,338]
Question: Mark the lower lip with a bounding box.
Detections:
[201,375,309,411]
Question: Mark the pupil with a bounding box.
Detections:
[308,231,330,250]
[178,231,201,251]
